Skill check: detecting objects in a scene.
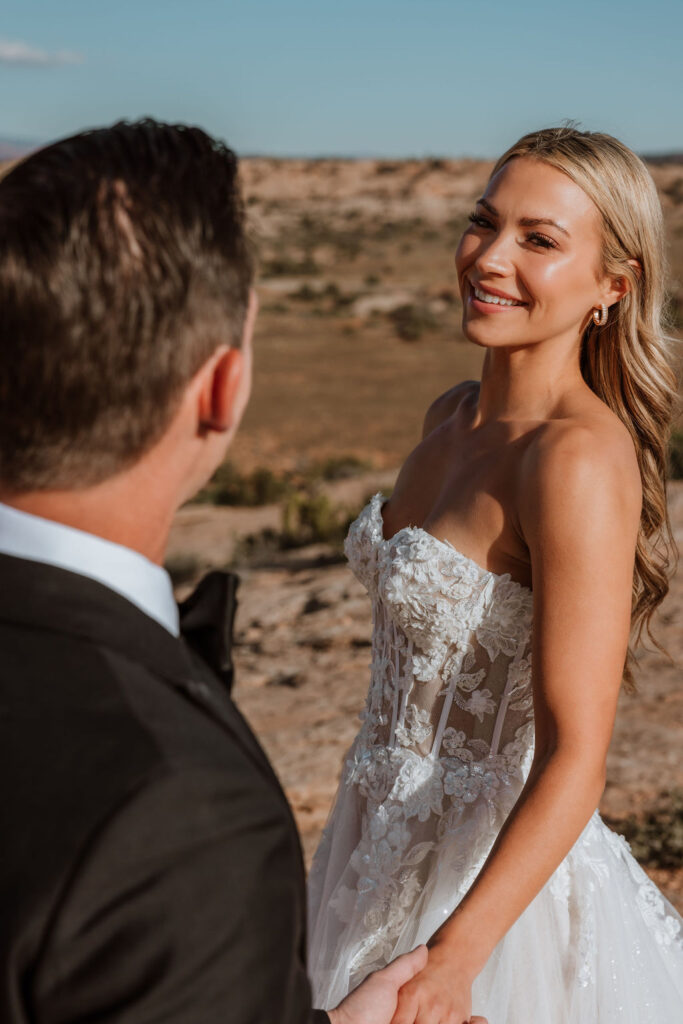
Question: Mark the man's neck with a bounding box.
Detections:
[0,474,178,566]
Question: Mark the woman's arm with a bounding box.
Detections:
[391,421,642,1024]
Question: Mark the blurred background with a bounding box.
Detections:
[3,0,682,903]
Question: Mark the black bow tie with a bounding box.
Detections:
[178,570,240,691]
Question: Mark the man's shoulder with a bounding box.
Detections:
[0,615,296,974]
[0,613,268,785]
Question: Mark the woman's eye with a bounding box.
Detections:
[467,212,492,229]
[527,231,557,250]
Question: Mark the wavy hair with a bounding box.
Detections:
[492,126,680,690]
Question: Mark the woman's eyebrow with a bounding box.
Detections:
[475,197,570,237]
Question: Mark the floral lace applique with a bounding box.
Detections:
[309,496,683,1011]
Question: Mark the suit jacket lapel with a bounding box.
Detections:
[0,553,277,785]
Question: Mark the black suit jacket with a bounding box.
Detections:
[0,553,329,1023]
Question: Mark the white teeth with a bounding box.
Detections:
[473,285,520,307]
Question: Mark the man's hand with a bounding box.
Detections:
[327,946,488,1024]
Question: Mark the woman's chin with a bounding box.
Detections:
[462,320,522,349]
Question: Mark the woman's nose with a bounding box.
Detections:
[474,231,515,276]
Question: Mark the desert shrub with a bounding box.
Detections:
[606,790,683,869]
[293,216,363,261]
[262,254,320,276]
[667,294,683,330]
[195,462,291,506]
[374,220,400,241]
[375,161,401,175]
[261,301,289,314]
[308,455,372,481]
[193,454,372,507]
[291,283,319,301]
[389,303,437,342]
[233,528,283,563]
[281,492,355,549]
[668,430,683,479]
[445,215,469,244]
[331,290,357,310]
[364,273,381,286]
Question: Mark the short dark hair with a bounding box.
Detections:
[0,118,254,491]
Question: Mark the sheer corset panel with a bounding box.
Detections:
[345,493,535,774]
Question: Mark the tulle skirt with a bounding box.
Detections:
[308,799,683,1023]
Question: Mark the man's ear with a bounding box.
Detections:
[196,288,257,433]
[197,347,244,433]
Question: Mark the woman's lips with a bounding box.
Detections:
[467,281,527,314]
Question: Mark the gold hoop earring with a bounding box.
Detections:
[592,304,608,327]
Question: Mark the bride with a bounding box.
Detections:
[306,126,683,1023]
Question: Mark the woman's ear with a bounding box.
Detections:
[603,259,642,307]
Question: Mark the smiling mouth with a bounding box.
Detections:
[471,284,526,307]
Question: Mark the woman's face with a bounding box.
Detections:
[455,156,609,350]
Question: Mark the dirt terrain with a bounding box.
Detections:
[170,479,683,913]
[231,155,683,473]
[5,148,679,908]
[165,153,683,913]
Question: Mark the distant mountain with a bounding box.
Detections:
[643,152,683,166]
[0,137,38,161]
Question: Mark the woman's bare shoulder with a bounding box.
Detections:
[422,379,480,439]
[520,406,642,521]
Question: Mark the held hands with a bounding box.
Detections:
[390,943,479,1024]
[329,946,428,1024]
[327,945,487,1024]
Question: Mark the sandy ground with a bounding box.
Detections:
[170,478,683,913]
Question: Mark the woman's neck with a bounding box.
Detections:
[471,339,588,428]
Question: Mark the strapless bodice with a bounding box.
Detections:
[344,493,535,779]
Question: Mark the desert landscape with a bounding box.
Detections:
[166,154,683,912]
[3,150,681,908]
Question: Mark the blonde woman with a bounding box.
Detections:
[307,127,683,1023]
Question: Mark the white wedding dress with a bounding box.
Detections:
[307,493,683,1022]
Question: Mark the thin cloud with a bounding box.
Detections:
[0,38,84,67]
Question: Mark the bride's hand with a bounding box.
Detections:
[390,944,475,1024]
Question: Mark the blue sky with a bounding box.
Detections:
[2,0,682,157]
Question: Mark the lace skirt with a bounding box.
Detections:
[307,789,683,1023]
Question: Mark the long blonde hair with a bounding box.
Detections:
[492,126,680,690]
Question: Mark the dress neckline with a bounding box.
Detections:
[372,493,533,597]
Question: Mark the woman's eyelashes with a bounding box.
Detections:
[467,211,492,229]
[466,211,559,251]
[527,231,558,250]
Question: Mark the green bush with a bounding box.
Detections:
[291,283,319,302]
[262,254,319,277]
[606,790,683,870]
[667,294,683,330]
[195,462,291,506]
[281,492,355,549]
[193,455,372,507]
[309,455,372,481]
[389,303,437,342]
[668,430,683,479]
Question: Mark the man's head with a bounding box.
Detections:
[0,118,255,495]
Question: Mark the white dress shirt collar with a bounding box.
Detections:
[0,502,179,636]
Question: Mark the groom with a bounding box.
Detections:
[0,121,487,1024]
